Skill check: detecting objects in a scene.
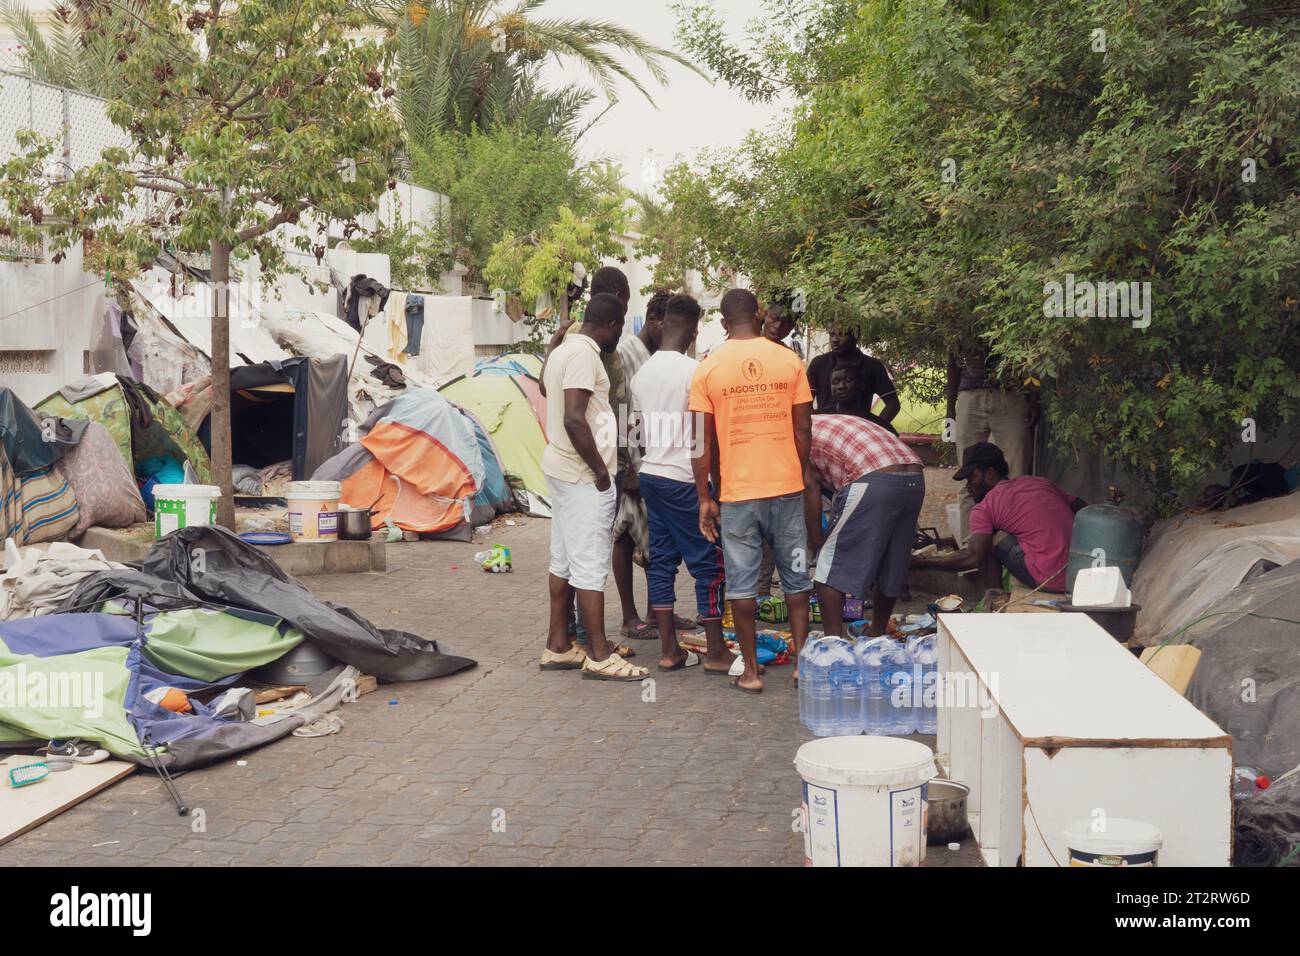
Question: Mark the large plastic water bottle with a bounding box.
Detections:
[907,634,938,735]
[799,637,856,737]
[830,641,863,735]
[883,640,917,735]
[854,637,895,736]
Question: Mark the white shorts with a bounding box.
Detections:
[546,474,617,592]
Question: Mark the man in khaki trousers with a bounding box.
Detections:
[946,346,1038,541]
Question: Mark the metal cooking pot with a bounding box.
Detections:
[338,508,374,541]
[927,779,970,845]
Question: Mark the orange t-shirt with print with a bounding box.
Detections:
[688,336,813,502]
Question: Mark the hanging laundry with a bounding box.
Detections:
[385,290,408,360]
[404,293,426,357]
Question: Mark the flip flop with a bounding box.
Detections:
[729,678,763,694]
[659,650,701,672]
[624,622,659,640]
[706,662,766,676]
[672,613,698,630]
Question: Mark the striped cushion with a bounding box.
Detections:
[16,464,80,544]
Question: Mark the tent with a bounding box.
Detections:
[35,374,212,483]
[1148,557,1300,865]
[0,388,83,544]
[439,368,548,500]
[193,356,349,482]
[460,408,515,524]
[1133,490,1300,644]
[313,389,493,537]
[475,351,543,378]
[1,526,478,771]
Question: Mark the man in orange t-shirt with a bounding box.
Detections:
[689,289,816,693]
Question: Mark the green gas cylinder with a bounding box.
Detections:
[1066,486,1143,593]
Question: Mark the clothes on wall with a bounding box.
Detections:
[385,290,408,360]
[404,294,426,357]
[343,275,390,332]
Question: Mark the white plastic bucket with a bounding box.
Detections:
[794,736,936,867]
[1064,818,1162,867]
[153,484,222,539]
[286,480,341,543]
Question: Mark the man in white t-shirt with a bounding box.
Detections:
[539,292,648,682]
[610,290,667,639]
[629,294,731,674]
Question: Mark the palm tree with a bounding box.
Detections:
[0,0,142,98]
[381,0,698,150]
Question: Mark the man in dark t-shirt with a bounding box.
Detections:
[808,328,900,428]
[813,362,899,435]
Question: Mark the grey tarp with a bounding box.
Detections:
[1160,557,1300,865]
[61,525,477,682]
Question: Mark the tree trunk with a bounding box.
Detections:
[209,239,236,530]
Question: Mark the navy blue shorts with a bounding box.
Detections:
[813,470,925,599]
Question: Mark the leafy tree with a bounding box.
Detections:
[671,0,1300,515]
[411,123,598,285]
[0,0,404,528]
[483,195,630,345]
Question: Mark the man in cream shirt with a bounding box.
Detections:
[538,292,648,682]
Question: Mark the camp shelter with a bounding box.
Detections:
[1,522,478,770]
[314,389,488,537]
[0,527,477,771]
[35,374,212,483]
[0,388,84,545]
[439,370,548,500]
[475,351,543,378]
[195,356,349,482]
[460,407,516,523]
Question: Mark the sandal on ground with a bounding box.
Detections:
[581,653,649,682]
[539,646,586,671]
[673,613,698,630]
[730,678,763,694]
[569,642,636,660]
[625,621,659,640]
[659,650,701,672]
[705,660,765,675]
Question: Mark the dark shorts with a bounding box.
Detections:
[993,533,1037,588]
[813,470,925,599]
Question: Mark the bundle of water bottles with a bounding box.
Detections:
[799,633,938,737]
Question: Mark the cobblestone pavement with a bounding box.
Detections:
[0,504,978,867]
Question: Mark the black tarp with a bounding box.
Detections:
[60,525,477,682]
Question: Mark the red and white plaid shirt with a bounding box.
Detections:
[810,414,921,490]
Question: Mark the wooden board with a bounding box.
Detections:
[0,755,134,846]
[1140,645,1202,696]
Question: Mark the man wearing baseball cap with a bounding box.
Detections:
[914,442,1086,591]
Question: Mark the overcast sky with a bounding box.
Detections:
[536,0,789,191]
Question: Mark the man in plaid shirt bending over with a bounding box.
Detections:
[806,414,925,651]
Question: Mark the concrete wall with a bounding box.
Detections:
[0,242,104,405]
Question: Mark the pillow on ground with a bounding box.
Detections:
[56,421,146,539]
[18,464,80,543]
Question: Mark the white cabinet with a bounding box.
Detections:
[936,613,1232,866]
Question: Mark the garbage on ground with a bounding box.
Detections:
[474,544,512,572]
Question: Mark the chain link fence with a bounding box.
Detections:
[0,67,156,258]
